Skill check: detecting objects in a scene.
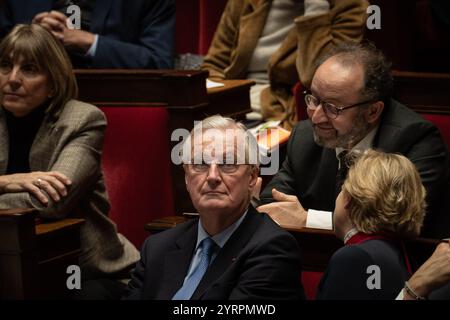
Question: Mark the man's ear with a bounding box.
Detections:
[248,166,259,188]
[183,165,189,190]
[366,101,384,124]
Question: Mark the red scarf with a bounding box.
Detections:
[346,232,412,275]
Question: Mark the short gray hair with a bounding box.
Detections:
[182,115,259,167]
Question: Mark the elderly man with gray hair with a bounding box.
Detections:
[123,115,304,300]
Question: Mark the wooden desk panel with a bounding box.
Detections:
[393,70,450,113]
[75,69,209,107]
[0,209,84,299]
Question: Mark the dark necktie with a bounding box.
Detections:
[335,150,349,197]
[172,237,217,300]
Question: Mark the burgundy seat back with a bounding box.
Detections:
[101,106,175,248]
[175,0,228,54]
[421,113,450,148]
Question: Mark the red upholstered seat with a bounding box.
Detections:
[421,113,450,148]
[302,271,323,300]
[175,0,228,54]
[100,106,175,248]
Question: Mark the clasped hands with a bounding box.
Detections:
[0,171,72,206]
[253,178,308,228]
[32,10,95,54]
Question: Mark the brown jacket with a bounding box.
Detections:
[0,100,139,279]
[202,0,368,128]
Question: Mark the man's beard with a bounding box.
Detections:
[313,112,371,149]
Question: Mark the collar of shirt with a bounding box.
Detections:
[335,124,380,166]
[197,208,249,250]
[343,228,359,244]
[180,208,250,283]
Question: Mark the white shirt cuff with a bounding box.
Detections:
[306,209,333,229]
[396,289,405,300]
[86,34,99,57]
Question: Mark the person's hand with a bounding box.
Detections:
[256,188,307,228]
[32,11,95,54]
[406,241,450,299]
[60,28,95,54]
[32,11,67,40]
[0,171,72,206]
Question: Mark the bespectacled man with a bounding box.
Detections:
[257,42,450,239]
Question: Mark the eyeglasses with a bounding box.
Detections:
[303,91,374,119]
[189,162,242,174]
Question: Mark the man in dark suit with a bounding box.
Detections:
[258,42,450,239]
[0,0,175,68]
[123,116,304,300]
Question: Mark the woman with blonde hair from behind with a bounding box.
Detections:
[317,149,426,300]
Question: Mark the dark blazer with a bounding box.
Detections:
[317,239,410,300]
[123,206,305,300]
[0,0,175,68]
[430,283,450,300]
[261,99,450,239]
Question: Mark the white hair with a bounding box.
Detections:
[181,115,259,167]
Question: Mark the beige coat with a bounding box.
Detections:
[202,0,369,128]
[0,100,139,279]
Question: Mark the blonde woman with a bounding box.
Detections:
[317,150,426,300]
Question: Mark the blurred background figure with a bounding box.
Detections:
[202,0,368,128]
[0,0,175,68]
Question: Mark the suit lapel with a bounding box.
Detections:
[28,114,57,171]
[157,221,198,300]
[91,0,113,33]
[372,101,399,153]
[0,108,9,174]
[191,207,261,300]
[309,148,338,210]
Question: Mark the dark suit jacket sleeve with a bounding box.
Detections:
[0,1,13,37]
[317,246,376,300]
[92,0,175,69]
[0,104,106,219]
[122,238,150,300]
[403,122,450,232]
[228,232,303,300]
[259,125,300,204]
